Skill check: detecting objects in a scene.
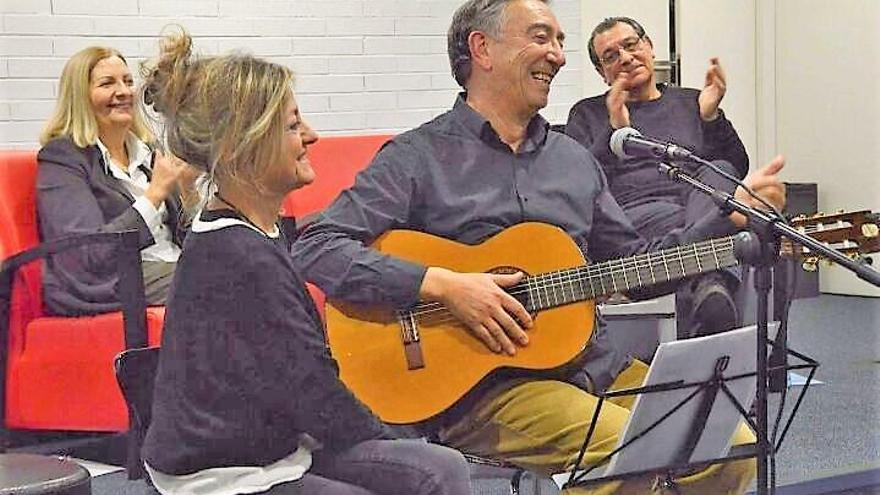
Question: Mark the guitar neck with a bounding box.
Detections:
[517,235,739,312]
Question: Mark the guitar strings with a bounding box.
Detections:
[401,236,738,323]
[400,240,738,328]
[405,236,737,320]
[365,218,846,327]
[408,223,855,326]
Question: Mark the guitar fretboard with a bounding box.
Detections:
[515,236,739,312]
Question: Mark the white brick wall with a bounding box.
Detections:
[0,0,585,148]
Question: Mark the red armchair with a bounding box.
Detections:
[0,150,165,435]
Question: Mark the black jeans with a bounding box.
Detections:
[623,160,744,337]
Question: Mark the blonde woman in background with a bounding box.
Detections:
[37,46,198,316]
[139,30,472,495]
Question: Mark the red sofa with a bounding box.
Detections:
[0,150,165,433]
[282,134,391,221]
[0,135,391,434]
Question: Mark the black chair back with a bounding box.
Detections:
[113,346,160,480]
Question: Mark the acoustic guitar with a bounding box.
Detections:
[327,211,878,425]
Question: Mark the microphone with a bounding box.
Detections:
[610,127,694,161]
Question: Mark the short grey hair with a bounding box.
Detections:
[447,0,549,88]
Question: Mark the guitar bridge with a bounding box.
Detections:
[403,341,425,370]
[398,310,425,370]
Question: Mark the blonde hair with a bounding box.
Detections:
[40,46,153,147]
[141,29,293,191]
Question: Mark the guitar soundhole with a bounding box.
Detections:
[489,265,528,275]
[489,265,537,320]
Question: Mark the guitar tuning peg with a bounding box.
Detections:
[862,223,879,238]
[802,258,819,272]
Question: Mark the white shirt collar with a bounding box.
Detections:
[191,211,280,238]
[96,133,152,175]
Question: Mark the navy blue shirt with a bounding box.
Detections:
[294,94,736,308]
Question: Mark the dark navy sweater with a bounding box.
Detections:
[143,210,388,476]
[566,85,749,209]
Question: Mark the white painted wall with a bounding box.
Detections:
[769,0,880,296]
[679,0,879,296]
[0,0,585,149]
[678,0,756,164]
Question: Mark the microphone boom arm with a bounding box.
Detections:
[656,162,880,286]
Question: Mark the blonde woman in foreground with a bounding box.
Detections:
[140,31,472,495]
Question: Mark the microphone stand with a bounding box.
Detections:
[656,161,880,495]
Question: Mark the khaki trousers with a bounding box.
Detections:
[438,360,756,494]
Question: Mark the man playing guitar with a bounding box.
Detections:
[293,1,785,493]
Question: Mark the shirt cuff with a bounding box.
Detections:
[591,125,617,165]
[132,196,163,236]
[380,258,428,308]
[701,108,730,133]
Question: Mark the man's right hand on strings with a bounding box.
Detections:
[419,267,532,356]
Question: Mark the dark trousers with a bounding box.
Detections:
[260,439,471,495]
[622,161,744,337]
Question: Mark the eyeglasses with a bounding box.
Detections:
[599,36,644,66]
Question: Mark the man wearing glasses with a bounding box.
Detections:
[566,17,749,339]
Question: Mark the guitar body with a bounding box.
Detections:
[326,223,596,425]
[325,211,880,424]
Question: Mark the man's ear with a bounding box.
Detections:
[468,31,492,71]
[644,34,656,58]
[596,65,611,86]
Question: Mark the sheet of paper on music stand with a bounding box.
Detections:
[552,322,777,488]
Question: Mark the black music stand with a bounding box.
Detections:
[554,324,818,491]
[651,158,880,494]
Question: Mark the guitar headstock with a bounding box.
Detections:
[786,210,879,271]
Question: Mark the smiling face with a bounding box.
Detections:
[260,93,319,196]
[592,21,655,91]
[88,56,135,136]
[487,0,566,118]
